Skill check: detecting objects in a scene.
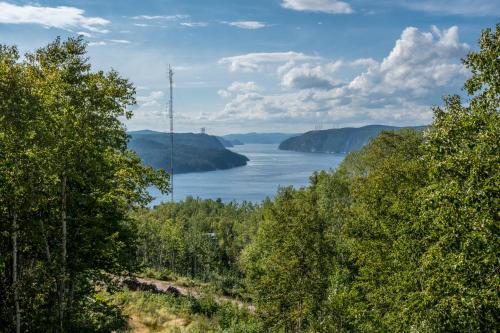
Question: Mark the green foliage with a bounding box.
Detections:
[128,131,249,174]
[239,25,498,332]
[409,25,499,331]
[131,197,260,296]
[279,124,426,153]
[1,25,497,333]
[0,37,168,331]
[109,289,261,333]
[241,187,334,332]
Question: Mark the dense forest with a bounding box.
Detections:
[0,37,169,332]
[278,125,426,153]
[216,136,243,147]
[0,25,498,332]
[128,130,249,173]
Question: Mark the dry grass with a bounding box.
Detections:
[109,290,218,333]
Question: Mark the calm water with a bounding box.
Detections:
[150,144,345,205]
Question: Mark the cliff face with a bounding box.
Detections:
[128,131,249,174]
[279,125,426,153]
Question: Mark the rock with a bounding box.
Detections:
[166,285,181,297]
[122,277,181,297]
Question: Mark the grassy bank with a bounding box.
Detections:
[103,275,261,333]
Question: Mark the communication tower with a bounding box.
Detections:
[168,66,174,204]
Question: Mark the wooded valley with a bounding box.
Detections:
[0,25,498,332]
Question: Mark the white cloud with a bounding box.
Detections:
[77,31,92,38]
[217,26,469,127]
[218,90,231,98]
[137,91,164,108]
[219,51,321,72]
[399,0,500,16]
[0,2,110,33]
[350,58,378,69]
[133,23,152,27]
[224,21,268,29]
[349,26,469,97]
[281,0,353,14]
[88,41,107,47]
[280,61,342,90]
[132,14,189,21]
[180,22,209,28]
[218,81,260,97]
[88,39,132,46]
[109,39,131,44]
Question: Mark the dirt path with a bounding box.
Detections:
[135,277,255,313]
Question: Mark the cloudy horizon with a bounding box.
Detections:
[1,0,497,135]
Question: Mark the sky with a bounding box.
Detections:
[0,0,498,134]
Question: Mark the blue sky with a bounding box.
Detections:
[0,0,498,134]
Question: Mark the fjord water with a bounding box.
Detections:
[150,144,345,205]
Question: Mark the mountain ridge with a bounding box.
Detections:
[127,131,249,174]
[279,125,427,153]
[222,132,298,144]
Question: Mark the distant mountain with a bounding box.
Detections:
[222,132,298,144]
[279,125,426,154]
[128,131,249,174]
[231,139,244,145]
[216,136,244,148]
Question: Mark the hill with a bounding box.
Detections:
[279,125,426,153]
[222,132,297,144]
[216,136,243,147]
[128,131,249,174]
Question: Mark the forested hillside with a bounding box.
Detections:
[0,25,498,333]
[128,131,249,173]
[130,25,499,332]
[279,124,426,153]
[216,136,244,147]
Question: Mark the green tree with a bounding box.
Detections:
[0,43,43,333]
[241,188,333,332]
[303,129,427,332]
[411,25,499,331]
[0,37,168,332]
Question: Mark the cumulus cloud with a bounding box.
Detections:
[137,90,164,108]
[218,81,260,98]
[348,26,469,97]
[0,2,110,33]
[221,90,320,121]
[219,52,321,72]
[217,26,469,127]
[281,0,353,14]
[224,21,268,29]
[350,58,378,69]
[280,61,342,90]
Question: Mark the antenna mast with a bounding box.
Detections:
[168,65,174,204]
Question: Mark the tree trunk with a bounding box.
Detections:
[59,172,68,332]
[12,211,21,333]
[39,219,52,263]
